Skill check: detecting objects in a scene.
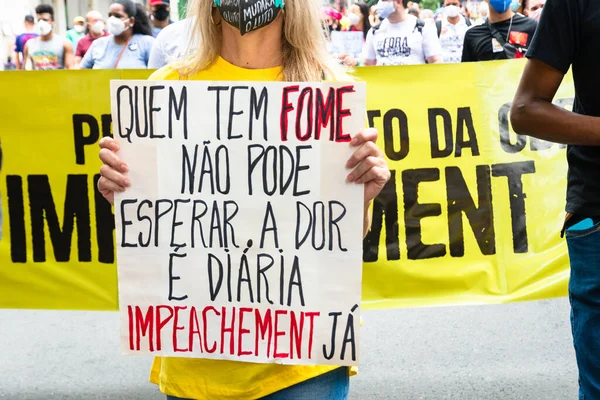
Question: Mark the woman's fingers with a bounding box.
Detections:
[354,165,390,185]
[99,148,128,173]
[99,164,130,189]
[99,136,120,152]
[346,140,382,169]
[347,155,386,183]
[98,175,125,193]
[350,128,378,147]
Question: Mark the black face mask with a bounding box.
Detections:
[153,7,170,22]
[216,0,283,36]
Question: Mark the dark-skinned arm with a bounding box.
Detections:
[511,59,600,145]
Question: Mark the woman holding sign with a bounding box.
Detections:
[97,0,390,398]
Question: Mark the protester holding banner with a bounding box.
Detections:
[23,5,74,70]
[97,0,390,399]
[461,0,537,62]
[80,0,154,69]
[511,0,600,397]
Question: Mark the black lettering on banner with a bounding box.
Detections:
[120,199,138,248]
[403,168,446,260]
[382,109,409,161]
[446,166,495,257]
[428,108,453,158]
[101,114,113,139]
[73,114,100,165]
[7,175,26,263]
[363,170,400,262]
[491,161,535,254]
[93,174,115,263]
[455,107,479,157]
[28,175,92,262]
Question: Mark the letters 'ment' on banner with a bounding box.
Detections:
[110,80,367,366]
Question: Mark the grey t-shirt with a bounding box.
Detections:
[81,34,155,69]
[27,35,65,70]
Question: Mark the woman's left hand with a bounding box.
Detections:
[346,128,391,206]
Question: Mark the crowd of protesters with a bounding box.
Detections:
[7,0,544,71]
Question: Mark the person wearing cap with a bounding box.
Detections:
[149,0,173,38]
[14,15,38,70]
[66,16,86,49]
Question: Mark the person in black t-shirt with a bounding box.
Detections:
[511,0,600,398]
[461,0,537,62]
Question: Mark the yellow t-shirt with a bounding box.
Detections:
[147,56,340,400]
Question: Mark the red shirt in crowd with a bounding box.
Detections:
[76,32,109,58]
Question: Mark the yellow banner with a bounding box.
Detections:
[0,60,574,310]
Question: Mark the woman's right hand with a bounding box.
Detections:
[98,137,130,205]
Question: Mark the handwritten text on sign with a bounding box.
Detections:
[110,81,366,366]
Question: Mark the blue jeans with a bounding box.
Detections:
[166,367,349,400]
[566,220,600,399]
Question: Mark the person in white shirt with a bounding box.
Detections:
[437,0,471,63]
[361,0,441,66]
[148,17,195,69]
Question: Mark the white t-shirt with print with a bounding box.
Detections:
[439,17,470,64]
[363,15,442,66]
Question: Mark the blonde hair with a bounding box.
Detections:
[178,0,346,82]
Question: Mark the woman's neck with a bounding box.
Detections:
[220,16,283,69]
[114,29,133,45]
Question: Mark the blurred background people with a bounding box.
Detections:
[149,0,173,38]
[408,7,420,17]
[462,0,537,62]
[437,0,471,63]
[148,17,195,69]
[75,11,108,67]
[66,16,86,50]
[323,6,343,32]
[361,0,441,66]
[523,0,545,20]
[24,5,73,70]
[369,5,380,26]
[344,2,371,40]
[14,15,37,70]
[80,0,154,69]
[420,9,435,24]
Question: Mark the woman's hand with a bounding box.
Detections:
[97,137,130,205]
[345,128,390,235]
[341,55,359,67]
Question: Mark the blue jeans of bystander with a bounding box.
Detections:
[566,220,600,399]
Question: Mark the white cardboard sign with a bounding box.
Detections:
[330,31,364,55]
[110,80,366,366]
